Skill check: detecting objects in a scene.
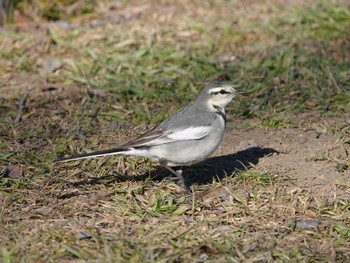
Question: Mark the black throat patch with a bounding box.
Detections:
[213,105,227,124]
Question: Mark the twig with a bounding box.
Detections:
[14,91,29,123]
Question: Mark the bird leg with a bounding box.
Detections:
[159,160,189,193]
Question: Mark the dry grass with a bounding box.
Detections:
[1,0,350,262]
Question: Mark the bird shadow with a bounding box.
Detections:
[149,146,279,186]
[59,146,278,188]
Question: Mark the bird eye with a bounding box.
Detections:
[210,89,230,96]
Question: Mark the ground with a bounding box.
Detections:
[0,0,350,262]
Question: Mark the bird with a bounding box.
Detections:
[55,81,247,191]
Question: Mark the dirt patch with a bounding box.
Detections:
[211,122,350,199]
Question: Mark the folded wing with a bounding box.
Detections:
[123,126,211,148]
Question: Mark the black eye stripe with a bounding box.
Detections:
[211,90,230,95]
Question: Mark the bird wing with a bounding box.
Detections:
[123,104,216,148]
[122,125,211,148]
[166,126,211,140]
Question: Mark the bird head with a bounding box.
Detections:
[196,81,246,110]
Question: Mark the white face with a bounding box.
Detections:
[207,85,237,108]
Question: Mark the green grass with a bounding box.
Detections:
[0,0,350,262]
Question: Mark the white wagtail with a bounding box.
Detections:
[55,81,246,190]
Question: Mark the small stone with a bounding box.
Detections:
[54,20,70,30]
[0,166,22,179]
[294,219,319,230]
[76,231,92,240]
[199,253,208,260]
[43,58,63,73]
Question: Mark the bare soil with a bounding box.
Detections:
[208,121,350,200]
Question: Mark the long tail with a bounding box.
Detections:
[54,147,129,163]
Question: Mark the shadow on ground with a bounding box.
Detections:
[185,146,278,185]
[153,146,279,186]
[60,146,278,187]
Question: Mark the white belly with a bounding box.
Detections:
[147,117,225,166]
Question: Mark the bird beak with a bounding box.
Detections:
[236,90,249,95]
